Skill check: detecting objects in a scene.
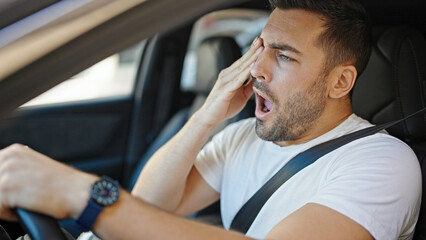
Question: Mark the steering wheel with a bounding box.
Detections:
[16,209,68,240]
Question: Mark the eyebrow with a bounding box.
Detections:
[269,42,303,56]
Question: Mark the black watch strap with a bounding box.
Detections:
[75,176,120,232]
[76,200,103,232]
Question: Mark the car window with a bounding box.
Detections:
[23,41,145,107]
[181,9,269,90]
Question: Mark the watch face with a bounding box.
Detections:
[91,179,119,206]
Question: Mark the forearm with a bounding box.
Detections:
[131,111,217,211]
[93,190,251,240]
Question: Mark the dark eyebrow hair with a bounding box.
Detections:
[269,42,303,56]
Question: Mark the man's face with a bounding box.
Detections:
[251,9,330,145]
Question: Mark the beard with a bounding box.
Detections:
[254,75,327,142]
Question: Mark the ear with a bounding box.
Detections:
[328,64,357,99]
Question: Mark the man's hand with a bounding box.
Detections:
[0,144,97,220]
[198,37,264,127]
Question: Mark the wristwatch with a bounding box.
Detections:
[76,176,120,231]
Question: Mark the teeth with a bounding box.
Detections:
[263,106,269,112]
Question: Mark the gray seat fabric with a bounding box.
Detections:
[351,26,426,239]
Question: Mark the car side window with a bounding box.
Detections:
[22,41,145,107]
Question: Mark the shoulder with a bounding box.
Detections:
[312,134,421,239]
[330,133,420,178]
[324,132,421,209]
[331,114,419,172]
[342,133,418,166]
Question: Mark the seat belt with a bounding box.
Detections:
[230,108,426,234]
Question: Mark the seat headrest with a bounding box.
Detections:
[352,26,426,141]
[193,36,242,94]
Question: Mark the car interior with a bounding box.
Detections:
[0,0,425,239]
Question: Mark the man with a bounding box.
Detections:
[0,0,421,239]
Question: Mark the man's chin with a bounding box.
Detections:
[254,117,297,142]
[255,118,275,141]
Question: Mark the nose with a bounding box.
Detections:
[250,48,271,83]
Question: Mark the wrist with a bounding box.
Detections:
[67,173,99,219]
[74,176,121,232]
[191,109,220,131]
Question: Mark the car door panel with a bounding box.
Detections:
[0,97,132,181]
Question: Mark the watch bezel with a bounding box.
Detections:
[90,176,120,207]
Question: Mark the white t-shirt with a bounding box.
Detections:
[195,114,422,240]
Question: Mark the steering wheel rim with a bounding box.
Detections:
[16,209,68,240]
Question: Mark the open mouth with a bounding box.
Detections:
[254,89,273,118]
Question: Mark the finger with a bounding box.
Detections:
[224,45,262,86]
[213,39,262,93]
[240,36,262,61]
[228,37,263,71]
[239,45,263,71]
[231,48,262,87]
[248,36,263,54]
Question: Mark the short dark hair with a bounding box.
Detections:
[269,0,371,77]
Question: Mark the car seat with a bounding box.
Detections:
[351,26,426,239]
[127,36,252,189]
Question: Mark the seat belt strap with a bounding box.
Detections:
[230,108,426,234]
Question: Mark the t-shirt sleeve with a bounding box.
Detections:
[310,135,422,240]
